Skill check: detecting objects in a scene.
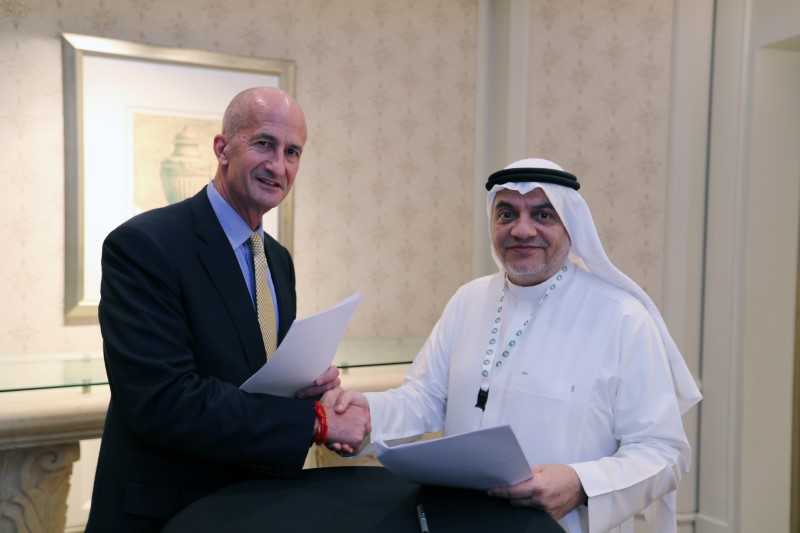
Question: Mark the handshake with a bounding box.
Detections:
[296,366,371,455]
[319,388,371,455]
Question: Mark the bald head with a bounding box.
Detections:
[222,87,306,140]
[212,87,307,229]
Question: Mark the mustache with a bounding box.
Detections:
[504,237,548,248]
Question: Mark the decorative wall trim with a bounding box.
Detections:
[664,0,715,527]
[0,443,80,533]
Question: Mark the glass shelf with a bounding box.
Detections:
[332,336,423,368]
[0,337,424,394]
[0,353,108,393]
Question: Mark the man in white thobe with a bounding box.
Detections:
[328,158,702,533]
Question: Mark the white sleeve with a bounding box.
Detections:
[569,312,691,533]
[364,289,464,443]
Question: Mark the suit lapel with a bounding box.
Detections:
[264,235,296,343]
[189,189,267,373]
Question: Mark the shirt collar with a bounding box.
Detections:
[207,180,261,248]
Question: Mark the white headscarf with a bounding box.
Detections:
[487,158,701,414]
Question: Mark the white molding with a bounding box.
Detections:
[473,0,494,279]
[699,0,800,530]
[737,39,800,533]
[664,0,715,523]
[664,0,713,377]
[695,513,732,533]
[699,0,752,528]
[472,0,530,280]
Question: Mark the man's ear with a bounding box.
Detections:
[213,134,228,165]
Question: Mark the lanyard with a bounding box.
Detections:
[475,263,570,411]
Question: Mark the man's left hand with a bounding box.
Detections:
[488,464,586,521]
[295,365,341,399]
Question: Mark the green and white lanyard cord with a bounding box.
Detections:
[475,262,571,412]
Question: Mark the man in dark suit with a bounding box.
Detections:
[86,87,370,532]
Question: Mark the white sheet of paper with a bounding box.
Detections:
[239,291,362,397]
[374,424,532,490]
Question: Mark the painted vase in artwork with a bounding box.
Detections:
[160,127,211,204]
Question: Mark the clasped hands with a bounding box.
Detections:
[295,366,371,454]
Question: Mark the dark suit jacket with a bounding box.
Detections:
[86,188,315,532]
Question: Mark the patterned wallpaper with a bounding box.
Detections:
[0,0,476,356]
[525,0,672,303]
[0,0,673,358]
[290,1,477,338]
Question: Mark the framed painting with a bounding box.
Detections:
[62,33,296,323]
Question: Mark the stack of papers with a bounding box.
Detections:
[240,292,362,396]
[238,293,532,494]
[374,424,533,490]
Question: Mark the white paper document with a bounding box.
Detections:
[239,291,362,397]
[374,424,533,490]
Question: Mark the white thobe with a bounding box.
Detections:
[365,262,690,533]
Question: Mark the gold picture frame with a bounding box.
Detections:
[62,33,296,324]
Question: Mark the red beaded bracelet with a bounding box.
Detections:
[313,401,328,445]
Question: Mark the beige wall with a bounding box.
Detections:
[0,0,675,360]
[524,0,673,304]
[0,0,476,357]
